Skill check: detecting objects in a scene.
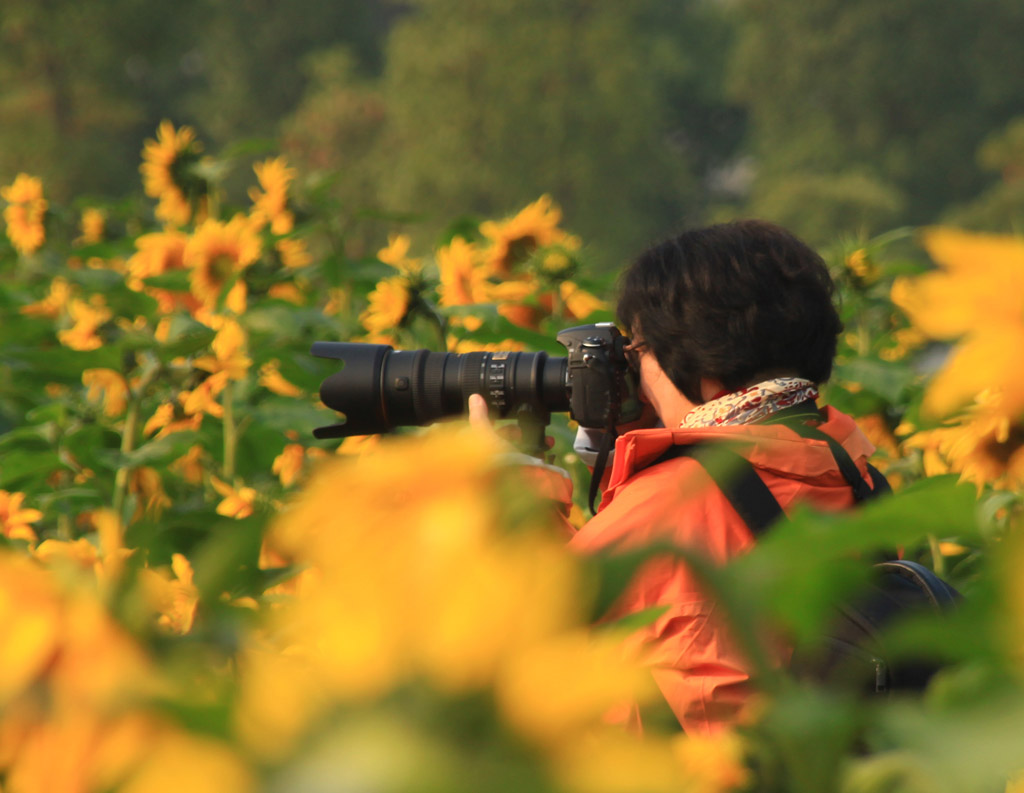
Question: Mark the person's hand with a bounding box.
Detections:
[468,394,505,444]
[468,394,554,455]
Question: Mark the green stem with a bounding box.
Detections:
[56,471,73,541]
[112,398,141,520]
[927,533,947,577]
[223,379,237,479]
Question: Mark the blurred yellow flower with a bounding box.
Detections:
[448,337,526,353]
[1,173,47,255]
[194,317,251,381]
[336,433,381,456]
[844,248,880,285]
[33,537,100,572]
[144,403,202,439]
[20,276,72,318]
[267,281,306,304]
[120,730,254,793]
[82,368,130,417]
[360,275,410,336]
[275,236,313,269]
[273,443,306,487]
[130,467,172,519]
[904,391,1024,491]
[178,371,229,419]
[127,230,200,315]
[3,709,161,793]
[249,156,295,235]
[496,630,652,744]
[437,236,489,331]
[378,233,421,276]
[140,553,198,634]
[0,490,43,543]
[171,444,205,485]
[893,227,1024,416]
[259,359,303,397]
[672,730,750,793]
[560,280,606,319]
[140,120,203,227]
[0,555,62,705]
[323,286,350,317]
[76,207,106,246]
[210,476,256,519]
[480,194,579,275]
[552,731,688,793]
[58,297,111,351]
[184,216,262,311]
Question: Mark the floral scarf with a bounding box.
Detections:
[679,377,819,428]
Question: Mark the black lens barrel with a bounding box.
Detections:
[312,342,569,438]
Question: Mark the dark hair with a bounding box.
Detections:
[616,219,842,404]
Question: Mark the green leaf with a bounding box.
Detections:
[868,690,1024,793]
[832,357,915,404]
[0,449,65,489]
[142,271,192,291]
[158,315,216,357]
[100,431,200,468]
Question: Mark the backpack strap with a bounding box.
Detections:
[654,444,784,536]
[768,403,891,502]
[651,412,892,535]
[875,560,962,609]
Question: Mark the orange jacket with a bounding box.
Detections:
[567,406,877,735]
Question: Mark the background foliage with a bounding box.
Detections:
[2,0,1022,264]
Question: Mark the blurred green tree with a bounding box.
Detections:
[727,0,1024,245]
[281,0,746,269]
[0,0,393,203]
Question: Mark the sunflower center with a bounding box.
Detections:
[209,253,236,284]
[980,424,1024,467]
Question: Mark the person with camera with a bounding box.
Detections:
[469,219,881,736]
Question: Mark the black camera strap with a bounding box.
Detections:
[588,428,617,515]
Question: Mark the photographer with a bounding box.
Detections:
[470,219,880,735]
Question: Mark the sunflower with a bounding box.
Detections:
[1,173,48,255]
[140,120,205,227]
[184,216,262,311]
[82,369,130,417]
[210,476,257,519]
[945,397,1024,492]
[437,237,489,307]
[360,275,411,338]
[275,237,312,269]
[378,233,422,276]
[559,280,605,320]
[892,227,1024,417]
[20,276,72,318]
[259,360,303,397]
[904,391,1024,492]
[272,443,306,487]
[0,490,43,543]
[58,298,112,351]
[127,230,197,314]
[480,195,580,275]
[249,156,295,235]
[76,207,106,246]
[193,317,251,382]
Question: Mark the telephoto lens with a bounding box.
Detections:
[310,342,569,439]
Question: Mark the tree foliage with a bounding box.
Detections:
[728,0,1024,244]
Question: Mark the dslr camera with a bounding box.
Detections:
[311,323,642,449]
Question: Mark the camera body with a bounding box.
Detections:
[312,322,642,439]
[556,323,641,429]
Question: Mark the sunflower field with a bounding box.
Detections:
[1,122,1024,793]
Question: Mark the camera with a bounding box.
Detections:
[311,322,642,440]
